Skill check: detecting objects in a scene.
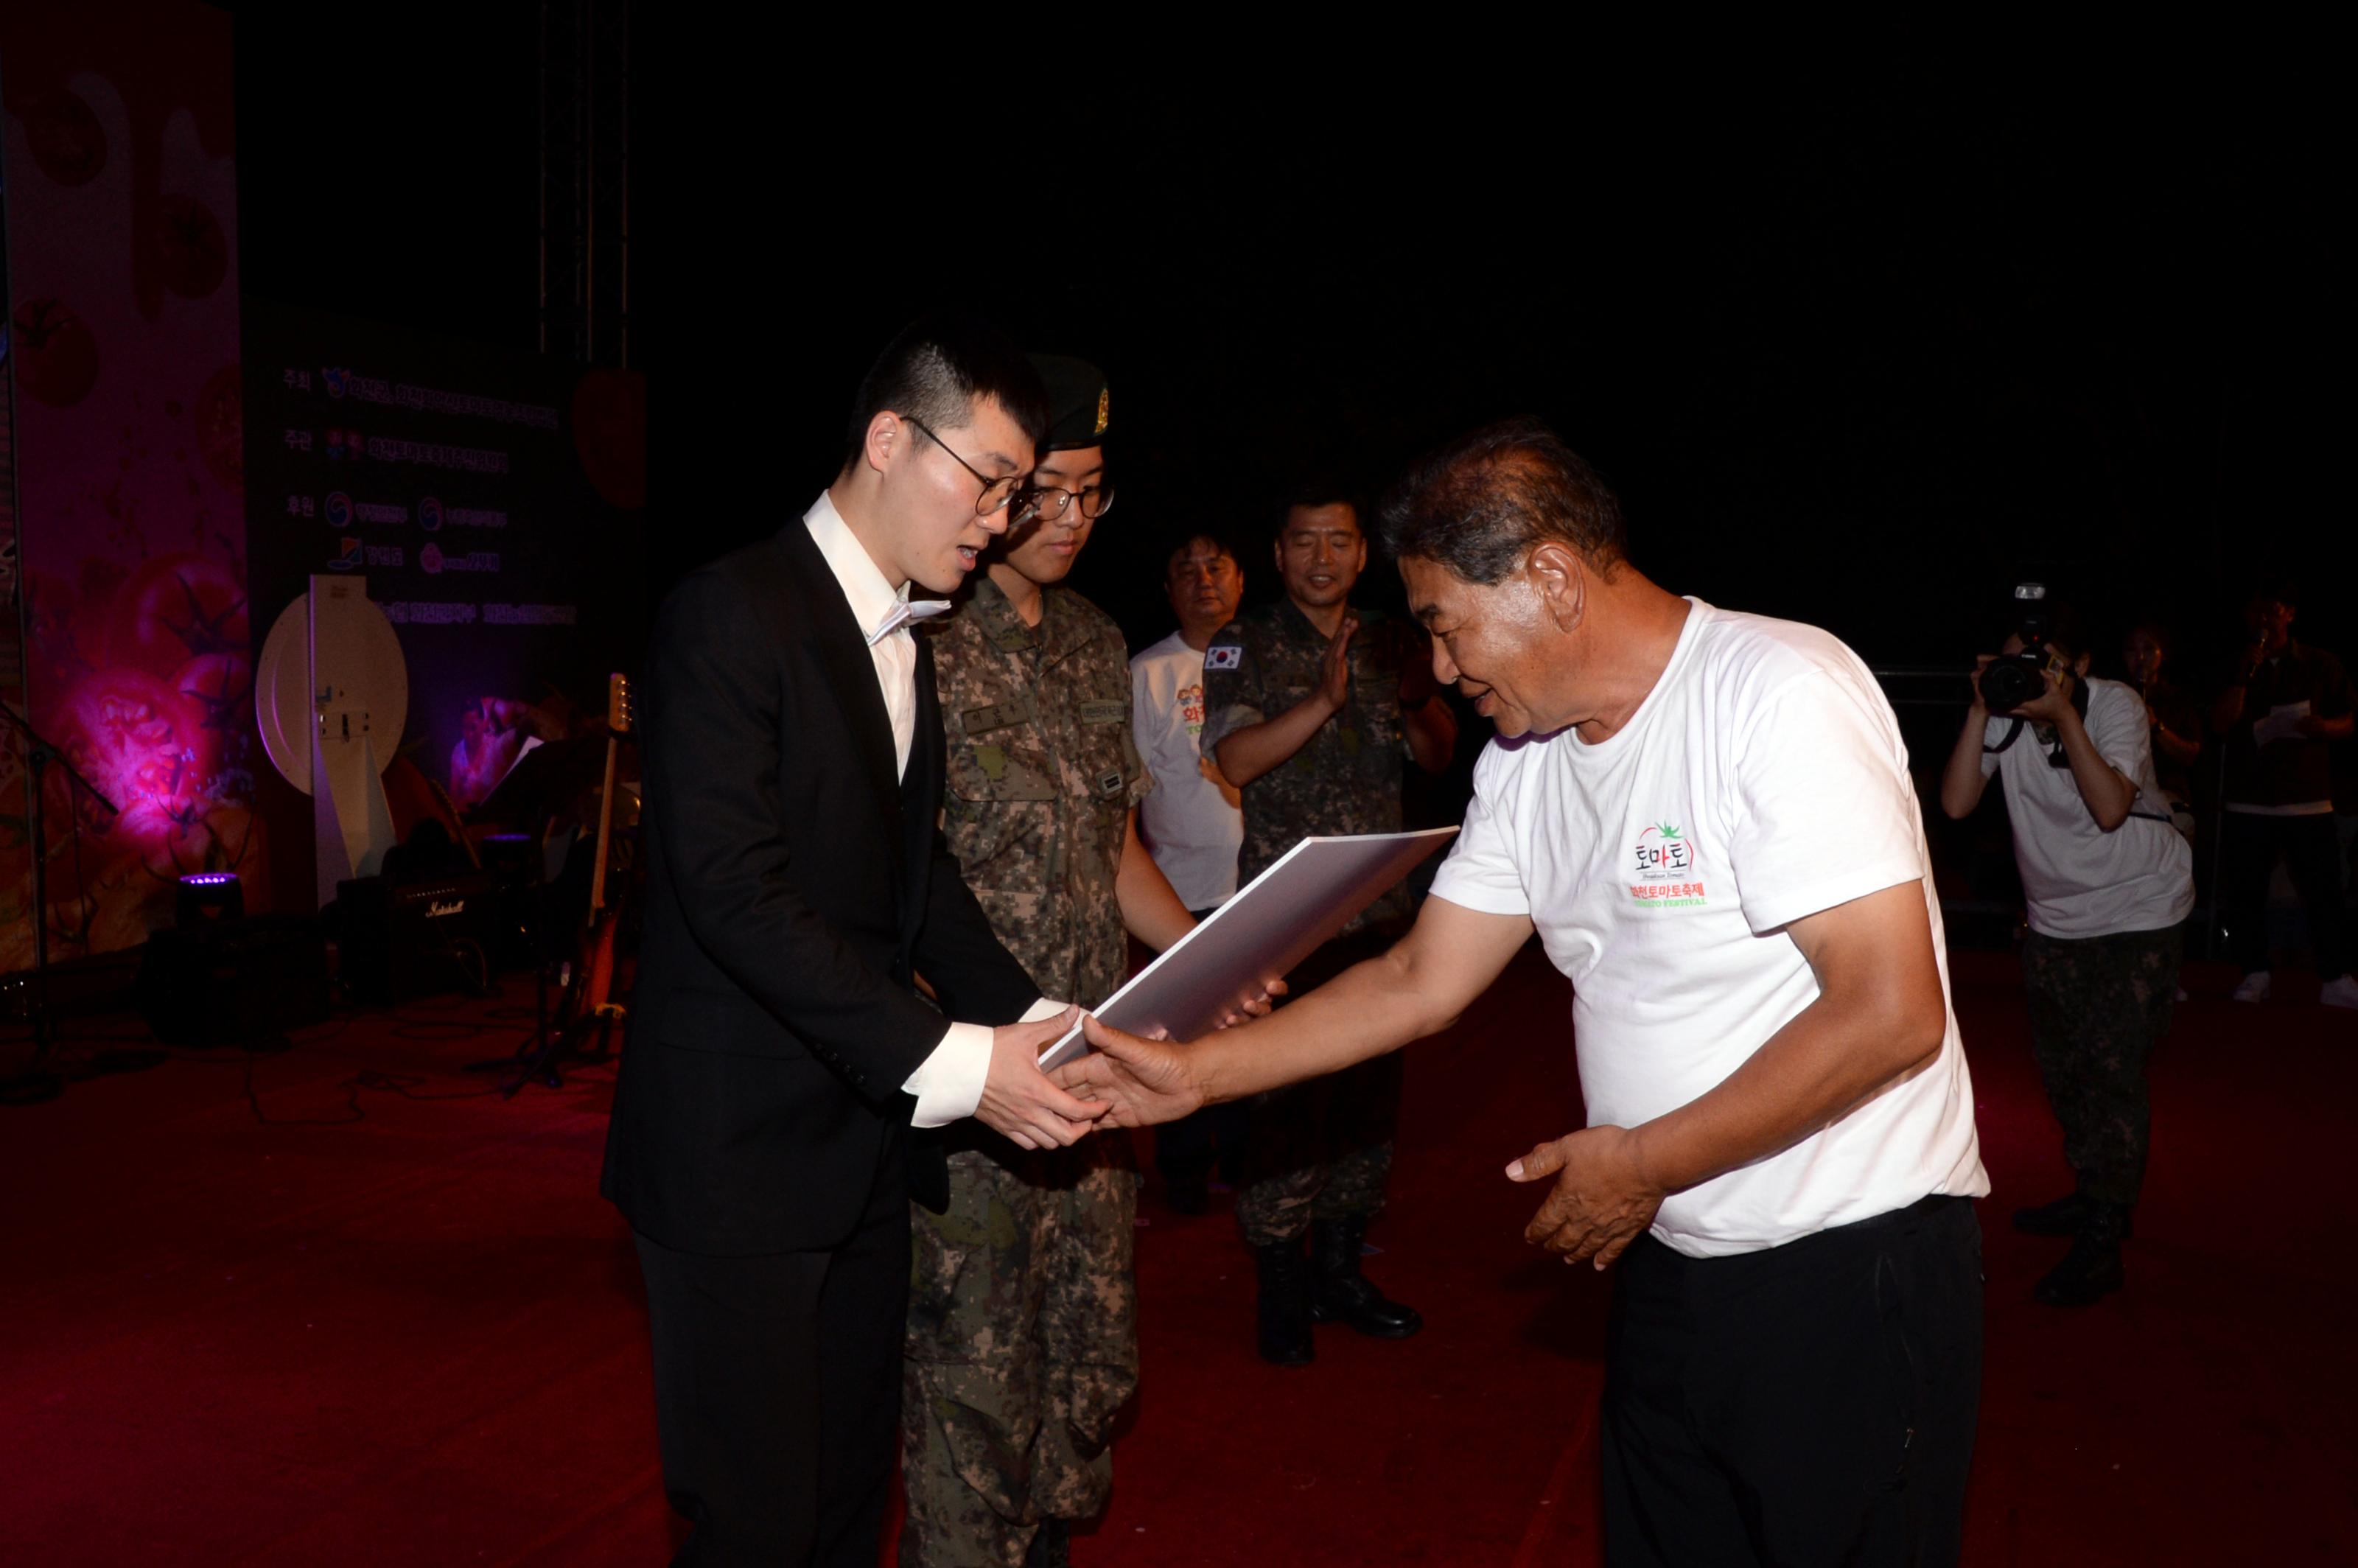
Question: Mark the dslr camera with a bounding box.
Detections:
[1978,581,2064,715]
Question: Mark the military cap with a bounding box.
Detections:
[1028,353,1111,452]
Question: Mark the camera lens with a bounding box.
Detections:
[1979,657,2040,713]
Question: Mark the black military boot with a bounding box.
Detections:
[1024,1516,1070,1568]
[2012,1189,2133,1239]
[1309,1216,1423,1339]
[2034,1203,2128,1307]
[1253,1237,1315,1365]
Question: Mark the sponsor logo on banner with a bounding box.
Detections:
[322,366,349,398]
[324,491,352,528]
[419,495,444,532]
[1204,645,1242,671]
[420,542,501,576]
[328,536,363,571]
[1628,822,1707,907]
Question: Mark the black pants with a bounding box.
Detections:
[1152,1099,1252,1187]
[2223,811,2351,980]
[1602,1195,1984,1568]
[1153,904,1254,1191]
[1234,929,1402,1247]
[2022,925,2181,1209]
[632,1138,909,1567]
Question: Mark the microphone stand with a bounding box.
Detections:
[1,700,120,1105]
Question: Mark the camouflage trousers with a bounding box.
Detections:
[2021,923,2183,1210]
[901,1139,1140,1568]
[1235,931,1401,1248]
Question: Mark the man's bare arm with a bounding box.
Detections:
[1057,896,1535,1124]
[1626,880,1948,1191]
[1116,808,1196,951]
[1511,879,1950,1267]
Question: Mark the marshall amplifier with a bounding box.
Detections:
[136,914,332,1046]
[335,870,507,1004]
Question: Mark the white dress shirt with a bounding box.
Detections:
[802,492,1059,1126]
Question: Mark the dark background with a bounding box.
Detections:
[229,13,2345,692]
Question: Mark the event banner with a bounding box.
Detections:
[242,301,645,832]
[1,1,254,972]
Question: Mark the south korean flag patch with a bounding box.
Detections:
[1204,645,1242,671]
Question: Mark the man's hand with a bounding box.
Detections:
[1049,1012,1206,1128]
[978,1007,1110,1150]
[1506,1125,1665,1271]
[2012,660,2077,725]
[1318,617,1360,713]
[1212,976,1287,1028]
[1965,654,1995,721]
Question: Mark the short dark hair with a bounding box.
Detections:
[843,315,1051,472]
[1376,416,1626,583]
[1276,475,1362,536]
[1165,531,1240,577]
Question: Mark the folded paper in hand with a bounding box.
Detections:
[2253,701,2311,748]
[1038,827,1458,1071]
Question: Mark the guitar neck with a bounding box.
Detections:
[589,735,620,911]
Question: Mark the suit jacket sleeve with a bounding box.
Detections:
[646,567,949,1100]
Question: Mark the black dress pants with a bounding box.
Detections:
[2223,811,2351,980]
[1602,1195,1983,1568]
[633,1137,910,1567]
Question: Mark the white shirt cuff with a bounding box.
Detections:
[903,997,1065,1127]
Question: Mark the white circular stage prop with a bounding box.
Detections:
[255,592,408,795]
[253,577,410,904]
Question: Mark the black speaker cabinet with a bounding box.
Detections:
[335,871,507,1004]
[136,915,332,1046]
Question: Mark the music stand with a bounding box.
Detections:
[466,732,624,1095]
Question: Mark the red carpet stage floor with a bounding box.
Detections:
[3,946,2354,1567]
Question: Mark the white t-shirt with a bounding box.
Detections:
[1131,631,1245,910]
[1430,599,1988,1259]
[1979,678,2194,939]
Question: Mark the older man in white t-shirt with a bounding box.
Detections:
[1059,418,1989,1568]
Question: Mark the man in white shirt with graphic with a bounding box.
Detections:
[1058,418,1990,1567]
[1130,531,1252,1211]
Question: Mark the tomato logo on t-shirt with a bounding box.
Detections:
[1629,822,1707,907]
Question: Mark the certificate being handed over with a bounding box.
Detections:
[1038,827,1458,1071]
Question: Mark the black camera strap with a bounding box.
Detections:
[1984,715,2177,825]
[1982,717,2028,757]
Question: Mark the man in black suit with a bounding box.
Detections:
[603,318,1110,1565]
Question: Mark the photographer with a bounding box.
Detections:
[1940,608,2193,1307]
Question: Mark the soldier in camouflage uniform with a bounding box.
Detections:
[903,358,1200,1568]
[1198,489,1457,1365]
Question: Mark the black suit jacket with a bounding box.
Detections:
[601,519,1040,1256]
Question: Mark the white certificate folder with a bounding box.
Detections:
[1038,827,1459,1071]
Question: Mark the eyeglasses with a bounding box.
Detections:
[1019,482,1116,525]
[904,414,1026,517]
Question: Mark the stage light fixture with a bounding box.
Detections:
[176,871,245,926]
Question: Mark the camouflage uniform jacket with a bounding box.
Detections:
[1199,598,1416,932]
[927,576,1151,1009]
